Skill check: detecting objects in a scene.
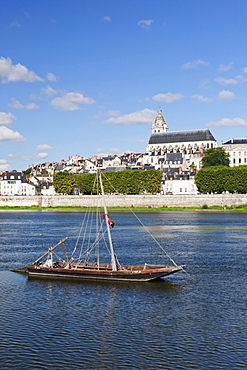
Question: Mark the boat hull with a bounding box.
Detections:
[25,264,183,282]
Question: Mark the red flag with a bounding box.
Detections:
[102,214,115,228]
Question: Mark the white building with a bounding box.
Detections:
[221,139,247,167]
[102,156,122,168]
[0,172,37,196]
[143,110,217,195]
[162,178,198,195]
[143,110,217,171]
[28,175,55,195]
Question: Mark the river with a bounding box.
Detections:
[0,211,246,369]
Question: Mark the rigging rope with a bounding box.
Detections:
[128,209,178,267]
[71,171,116,266]
[101,171,180,267]
[70,170,186,274]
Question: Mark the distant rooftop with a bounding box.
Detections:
[222,138,247,145]
[148,129,216,145]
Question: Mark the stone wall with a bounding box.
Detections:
[0,193,247,208]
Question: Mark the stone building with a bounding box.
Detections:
[143,109,217,171]
[143,110,217,195]
[221,139,247,167]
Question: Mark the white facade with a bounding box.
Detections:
[103,156,122,167]
[221,139,247,167]
[162,178,198,195]
[40,184,56,196]
[83,159,97,172]
[0,177,37,195]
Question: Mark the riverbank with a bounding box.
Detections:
[0,205,247,212]
[0,193,247,208]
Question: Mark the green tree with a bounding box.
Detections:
[25,168,32,178]
[75,173,96,194]
[75,169,163,195]
[195,165,247,194]
[201,147,230,168]
[143,169,163,194]
[53,171,75,194]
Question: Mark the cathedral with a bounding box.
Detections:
[143,110,217,172]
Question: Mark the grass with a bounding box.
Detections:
[0,205,247,211]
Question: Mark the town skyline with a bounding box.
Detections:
[1,1,247,171]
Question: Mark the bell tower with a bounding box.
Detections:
[152,109,168,134]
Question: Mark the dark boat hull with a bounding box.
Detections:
[25,264,183,282]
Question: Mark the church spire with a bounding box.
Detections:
[152,109,168,133]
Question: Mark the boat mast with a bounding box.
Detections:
[98,170,117,271]
[32,238,68,264]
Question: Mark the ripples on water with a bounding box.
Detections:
[0,211,247,369]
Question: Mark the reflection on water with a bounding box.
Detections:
[0,211,247,369]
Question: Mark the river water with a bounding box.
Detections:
[0,210,247,369]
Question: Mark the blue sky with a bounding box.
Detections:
[1,0,247,171]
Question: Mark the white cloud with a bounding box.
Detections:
[0,57,44,83]
[7,154,18,158]
[9,99,23,109]
[152,92,184,103]
[104,108,156,125]
[37,152,48,159]
[137,139,146,143]
[181,59,209,69]
[21,156,35,161]
[218,62,233,72]
[95,148,122,156]
[51,92,96,110]
[243,66,247,73]
[206,117,247,127]
[42,85,58,97]
[215,75,245,85]
[0,112,16,125]
[0,126,26,141]
[106,110,121,117]
[218,90,235,100]
[215,77,238,85]
[9,98,39,110]
[46,73,57,81]
[26,102,39,110]
[35,144,53,151]
[138,19,153,29]
[192,94,213,103]
[104,16,111,22]
[0,159,12,171]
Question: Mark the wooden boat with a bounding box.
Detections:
[13,170,185,282]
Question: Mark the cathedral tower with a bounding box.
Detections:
[152,109,168,134]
